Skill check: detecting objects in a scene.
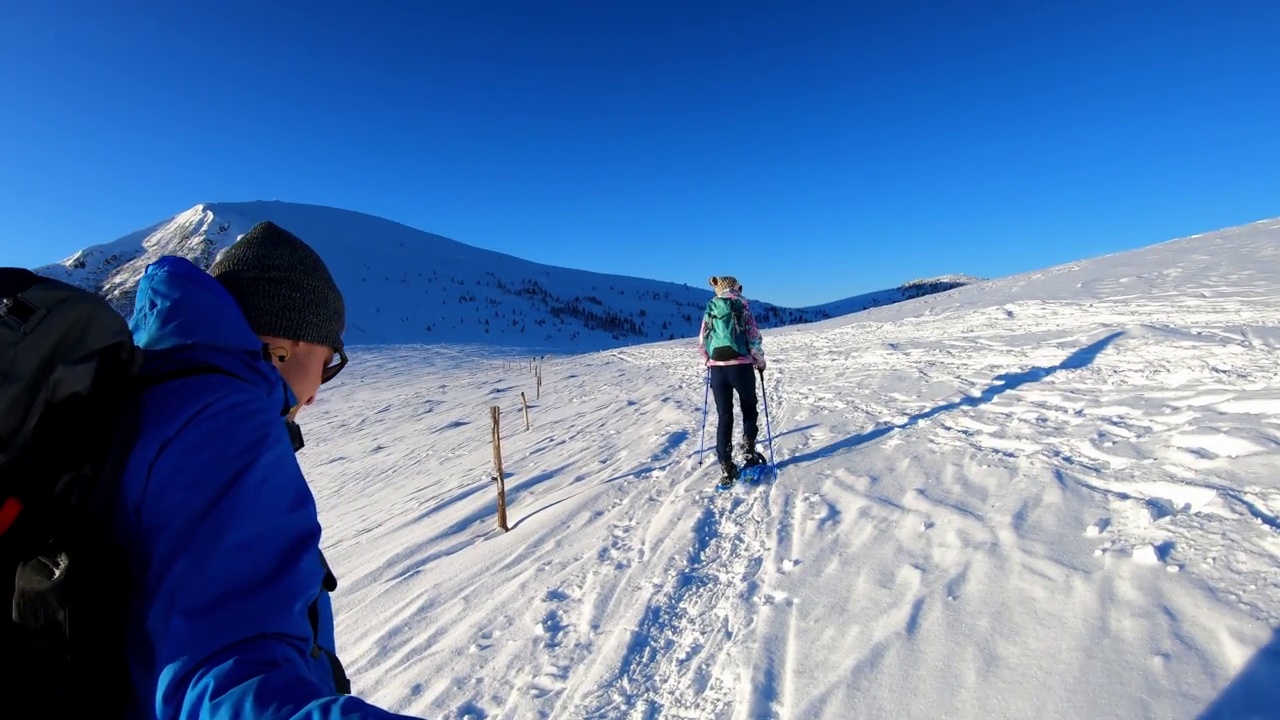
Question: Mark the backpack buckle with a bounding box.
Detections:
[0,295,40,331]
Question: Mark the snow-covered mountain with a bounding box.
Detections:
[294,213,1278,718]
[33,201,975,351]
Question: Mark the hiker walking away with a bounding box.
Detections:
[700,275,767,486]
[1,221,420,719]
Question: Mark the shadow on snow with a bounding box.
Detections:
[777,330,1126,470]
[1199,627,1280,720]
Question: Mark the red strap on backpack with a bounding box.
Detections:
[0,495,23,536]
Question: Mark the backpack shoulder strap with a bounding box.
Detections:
[308,551,351,694]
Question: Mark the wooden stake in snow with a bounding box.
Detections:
[490,405,509,532]
[521,391,531,431]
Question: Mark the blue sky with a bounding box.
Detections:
[1,1,1277,307]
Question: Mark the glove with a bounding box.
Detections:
[754,358,766,371]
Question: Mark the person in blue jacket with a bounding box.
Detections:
[113,221,417,719]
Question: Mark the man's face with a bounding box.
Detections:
[263,338,346,417]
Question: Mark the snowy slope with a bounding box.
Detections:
[288,216,1280,718]
[33,201,972,352]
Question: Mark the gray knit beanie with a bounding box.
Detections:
[209,221,346,350]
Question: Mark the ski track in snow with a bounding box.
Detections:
[294,221,1280,719]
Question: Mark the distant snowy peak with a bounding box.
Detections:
[38,204,238,314]
[35,201,977,350]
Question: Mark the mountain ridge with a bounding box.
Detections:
[35,200,977,351]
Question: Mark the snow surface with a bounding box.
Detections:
[33,201,972,352]
[285,217,1280,718]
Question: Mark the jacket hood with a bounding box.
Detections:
[128,255,295,403]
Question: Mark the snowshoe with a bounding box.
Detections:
[738,462,775,484]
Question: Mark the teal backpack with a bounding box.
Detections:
[704,295,750,361]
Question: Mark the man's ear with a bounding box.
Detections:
[259,336,300,364]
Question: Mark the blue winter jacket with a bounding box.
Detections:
[112,256,412,719]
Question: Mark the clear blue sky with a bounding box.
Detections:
[2,1,1277,307]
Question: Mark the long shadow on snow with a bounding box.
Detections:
[598,429,692,485]
[777,331,1125,470]
[681,423,820,463]
[1199,628,1280,719]
[345,465,572,595]
[508,486,595,531]
[601,424,819,485]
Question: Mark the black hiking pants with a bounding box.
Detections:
[709,363,759,464]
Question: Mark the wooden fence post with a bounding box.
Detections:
[490,406,509,531]
[520,392,531,430]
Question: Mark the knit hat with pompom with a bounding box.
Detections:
[708,275,741,293]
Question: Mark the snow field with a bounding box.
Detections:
[293,219,1280,718]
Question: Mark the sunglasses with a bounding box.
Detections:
[321,347,348,384]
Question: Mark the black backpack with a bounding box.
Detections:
[0,268,349,718]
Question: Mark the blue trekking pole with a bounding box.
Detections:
[758,367,776,473]
[698,368,710,465]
